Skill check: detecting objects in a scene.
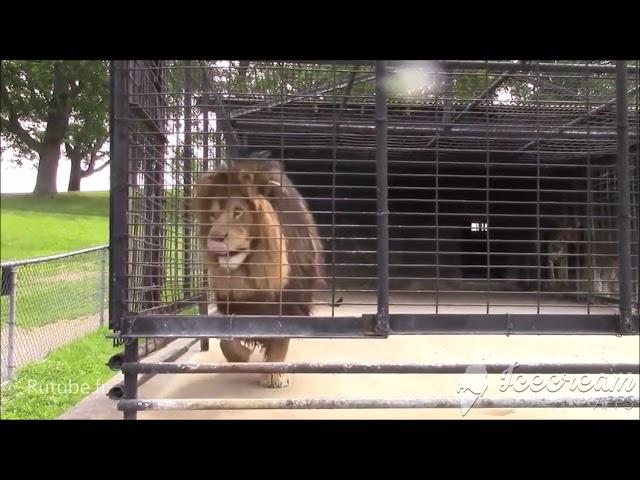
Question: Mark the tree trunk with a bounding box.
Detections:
[33,144,60,196]
[68,155,82,191]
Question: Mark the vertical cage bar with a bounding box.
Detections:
[375,60,389,335]
[123,338,139,420]
[202,97,209,172]
[183,64,193,298]
[331,64,338,317]
[615,61,634,333]
[198,299,210,352]
[109,61,130,332]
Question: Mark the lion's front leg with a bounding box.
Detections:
[260,338,290,388]
[547,258,555,285]
[220,339,254,363]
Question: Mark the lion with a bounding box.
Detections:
[191,150,326,388]
[545,220,583,290]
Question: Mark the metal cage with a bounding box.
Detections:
[109,60,640,419]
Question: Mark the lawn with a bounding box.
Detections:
[1,192,110,328]
[0,191,109,262]
[0,327,120,420]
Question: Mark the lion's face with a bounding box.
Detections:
[202,195,255,271]
[192,159,287,281]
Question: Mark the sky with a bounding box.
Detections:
[1,150,111,194]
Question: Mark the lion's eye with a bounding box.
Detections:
[233,208,243,220]
[208,215,216,223]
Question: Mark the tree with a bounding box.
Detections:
[1,60,109,195]
[64,134,109,191]
[64,63,110,191]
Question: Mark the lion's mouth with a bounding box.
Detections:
[217,249,250,271]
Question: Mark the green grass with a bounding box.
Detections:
[0,191,109,262]
[0,327,120,420]
[0,192,110,328]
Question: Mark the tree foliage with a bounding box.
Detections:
[1,60,109,194]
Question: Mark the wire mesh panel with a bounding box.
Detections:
[110,60,640,343]
[1,247,108,382]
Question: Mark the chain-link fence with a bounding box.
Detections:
[0,245,108,383]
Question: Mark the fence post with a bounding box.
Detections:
[7,266,17,381]
[99,248,107,328]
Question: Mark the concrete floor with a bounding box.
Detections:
[60,337,639,420]
[60,293,638,420]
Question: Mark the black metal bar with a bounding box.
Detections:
[229,73,375,119]
[519,85,639,152]
[108,339,199,400]
[122,338,139,420]
[616,61,634,334]
[198,62,241,157]
[0,245,109,269]
[120,313,630,338]
[426,71,511,149]
[183,64,193,298]
[198,296,209,351]
[232,119,634,140]
[295,60,640,74]
[118,395,640,412]
[512,73,581,98]
[109,61,129,332]
[123,361,639,375]
[128,102,169,145]
[375,60,390,335]
[201,98,209,172]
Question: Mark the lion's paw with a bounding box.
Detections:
[260,373,291,389]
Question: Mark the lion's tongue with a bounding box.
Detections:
[207,240,228,256]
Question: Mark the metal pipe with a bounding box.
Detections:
[123,338,139,420]
[519,85,640,152]
[118,395,640,412]
[119,313,628,338]
[230,74,375,119]
[300,60,640,74]
[616,61,634,334]
[6,266,17,381]
[0,245,109,269]
[426,71,512,149]
[375,60,390,335]
[183,64,193,299]
[231,119,634,140]
[99,248,107,328]
[107,352,125,371]
[122,361,640,375]
[108,338,199,400]
[198,298,210,352]
[110,61,130,332]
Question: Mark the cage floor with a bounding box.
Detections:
[308,292,619,316]
[202,291,619,316]
[60,291,636,420]
[59,333,638,420]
